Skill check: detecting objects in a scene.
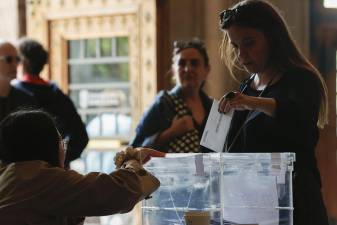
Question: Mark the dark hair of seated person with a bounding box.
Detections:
[0,109,60,167]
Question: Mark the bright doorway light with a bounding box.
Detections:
[324,0,337,8]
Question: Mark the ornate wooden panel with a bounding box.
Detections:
[26,0,157,129]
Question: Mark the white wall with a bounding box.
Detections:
[0,0,20,42]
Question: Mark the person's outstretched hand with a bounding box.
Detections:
[114,146,166,169]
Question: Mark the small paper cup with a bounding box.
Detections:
[184,211,210,225]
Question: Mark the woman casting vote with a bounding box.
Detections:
[218,1,329,225]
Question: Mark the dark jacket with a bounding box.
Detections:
[0,160,159,225]
[13,81,89,163]
[0,87,37,122]
[226,67,328,225]
[130,86,213,153]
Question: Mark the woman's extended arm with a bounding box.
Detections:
[219,92,276,117]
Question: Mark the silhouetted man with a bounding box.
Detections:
[13,38,88,165]
[0,40,36,121]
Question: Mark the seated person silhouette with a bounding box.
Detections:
[0,109,164,225]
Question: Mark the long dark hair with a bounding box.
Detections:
[0,109,60,166]
[219,0,328,128]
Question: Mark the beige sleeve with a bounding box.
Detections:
[31,165,159,217]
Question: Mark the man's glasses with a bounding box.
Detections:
[0,55,20,64]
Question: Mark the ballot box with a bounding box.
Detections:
[142,153,295,225]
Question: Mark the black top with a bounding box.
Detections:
[226,67,320,168]
[225,67,329,225]
[0,87,37,122]
[13,81,89,163]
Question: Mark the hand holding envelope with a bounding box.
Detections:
[200,100,233,152]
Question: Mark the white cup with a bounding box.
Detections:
[184,211,210,225]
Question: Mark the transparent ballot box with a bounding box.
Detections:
[142,153,295,225]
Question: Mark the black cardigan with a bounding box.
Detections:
[226,68,320,168]
[225,67,328,225]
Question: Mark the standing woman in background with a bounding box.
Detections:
[218,0,329,224]
[131,39,213,153]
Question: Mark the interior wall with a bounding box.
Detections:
[0,0,22,42]
[203,1,236,99]
[272,0,310,56]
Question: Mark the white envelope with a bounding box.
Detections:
[200,100,233,152]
